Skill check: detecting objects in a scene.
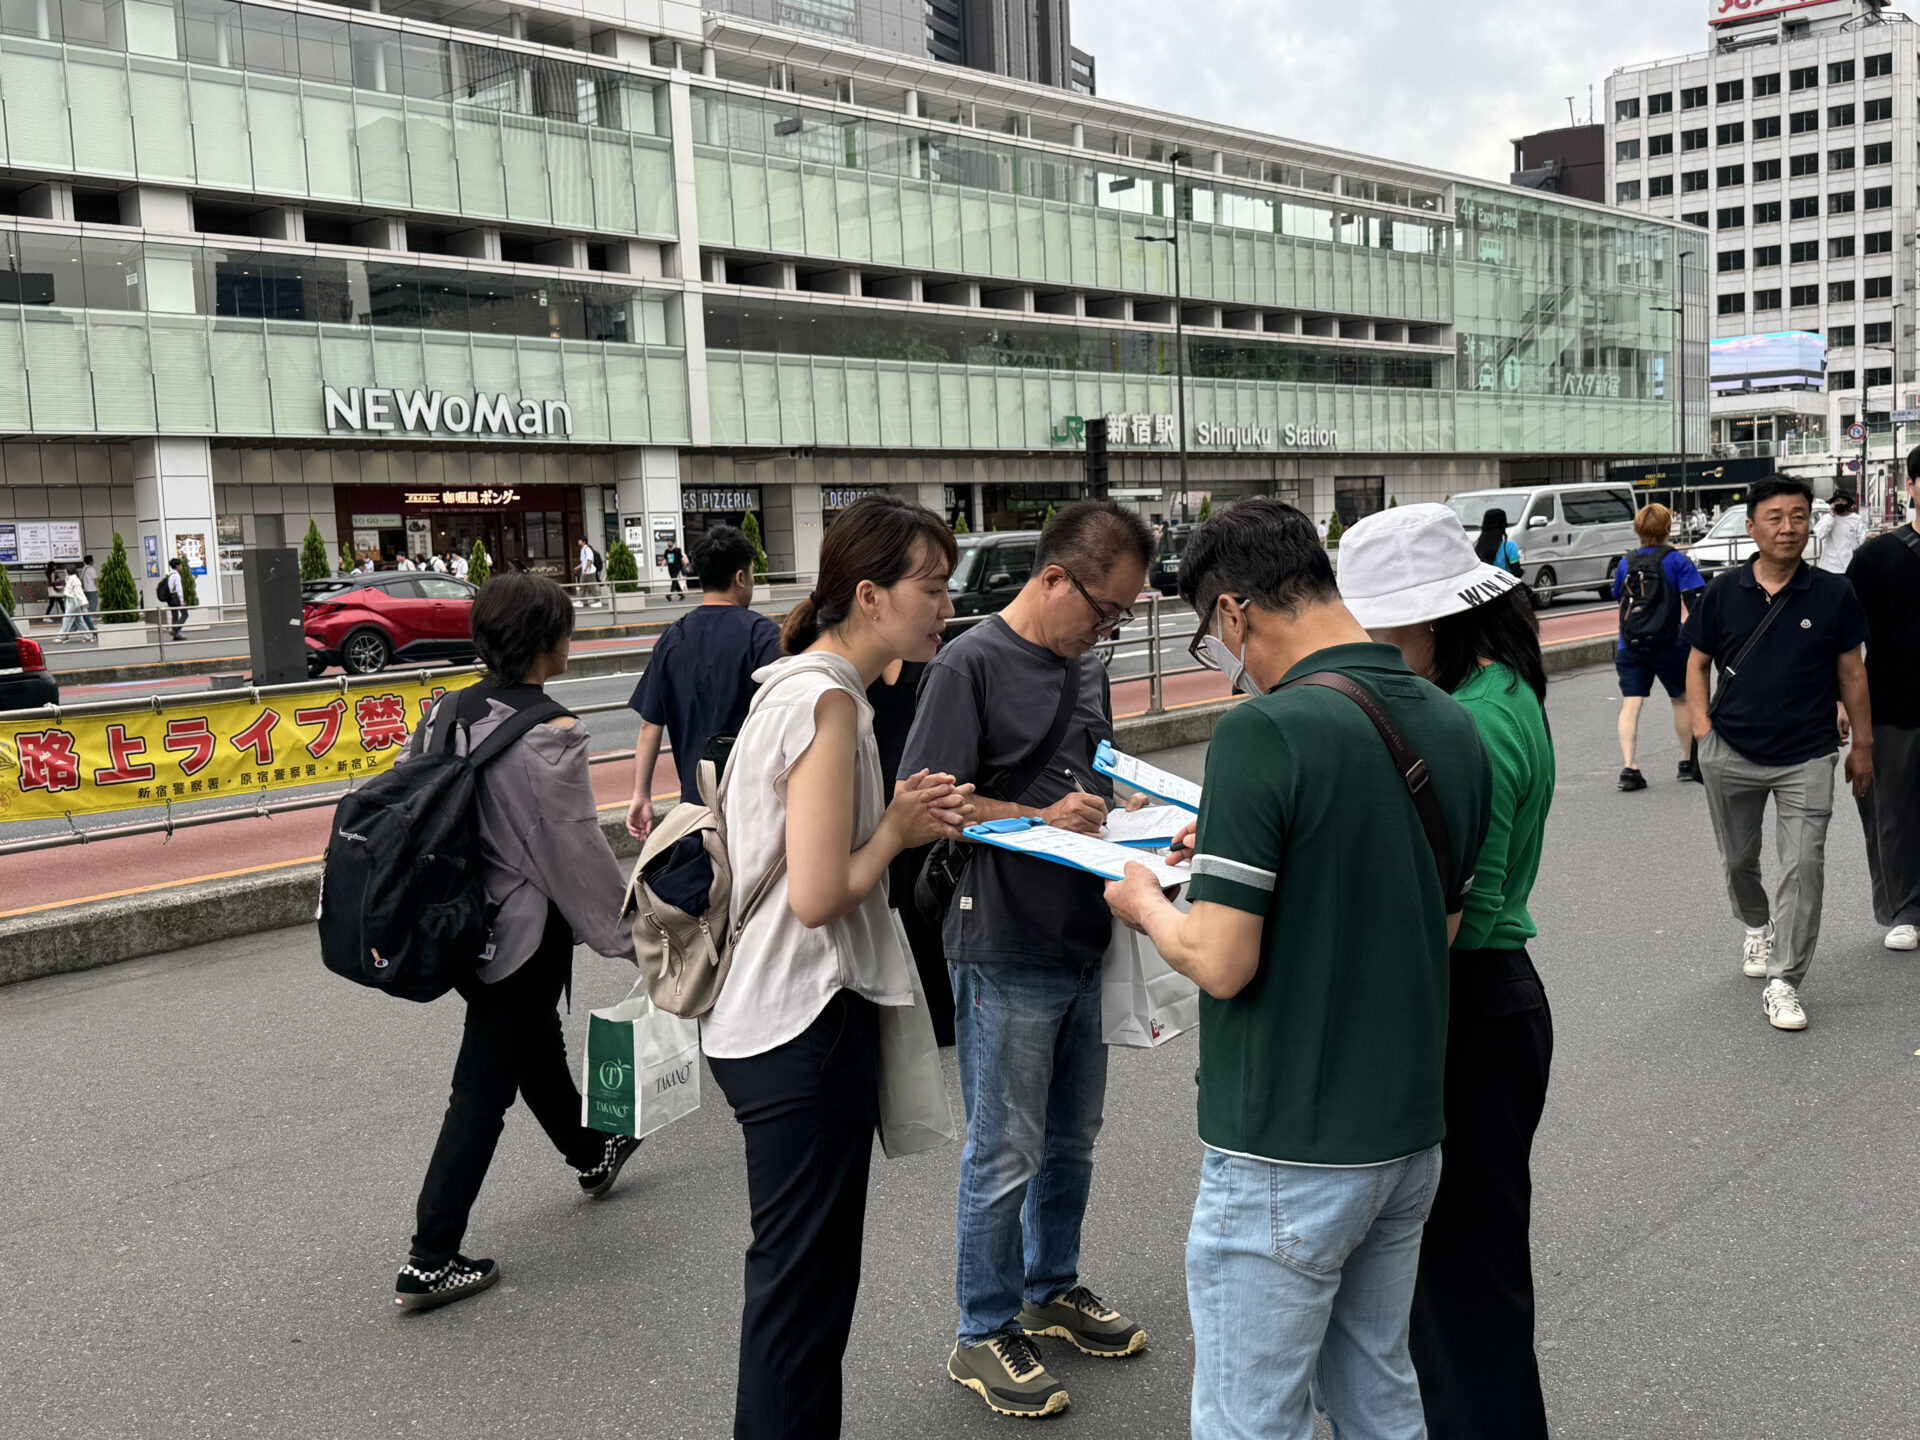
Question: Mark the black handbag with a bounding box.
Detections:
[913,658,1083,928]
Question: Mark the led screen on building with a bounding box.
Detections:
[1710,331,1826,394]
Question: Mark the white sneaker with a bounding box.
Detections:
[1885,925,1919,952]
[1763,979,1807,1031]
[1742,923,1774,978]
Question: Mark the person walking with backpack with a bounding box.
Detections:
[1685,477,1873,1031]
[663,539,687,596]
[1611,503,1708,791]
[393,574,643,1311]
[1475,507,1523,576]
[703,494,971,1438]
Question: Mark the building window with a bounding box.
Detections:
[1649,174,1675,197]
[1753,288,1782,311]
[1864,141,1892,165]
[1865,230,1893,254]
[1683,170,1709,193]
[1718,294,1746,315]
[1334,476,1386,527]
[1616,180,1642,203]
[1649,133,1675,156]
[1831,369,1857,389]
[1717,206,1745,229]
[1754,244,1781,266]
[1864,96,1893,123]
[1791,284,1821,307]
[1831,280,1857,302]
[1866,321,1893,345]
[1867,366,1893,387]
[1790,65,1819,91]
[1719,249,1746,272]
[1617,97,1642,122]
[1828,60,1855,84]
[1864,184,1893,209]
[1789,109,1820,133]
[1831,190,1857,213]
[1830,325,1856,347]
[1865,52,1893,78]
[1717,79,1746,104]
[1829,235,1856,259]
[1829,103,1855,127]
[1753,115,1782,139]
[1830,147,1856,170]
[1682,210,1710,228]
[1790,240,1820,262]
[1753,159,1782,182]
[1649,91,1675,114]
[1682,85,1708,109]
[1717,165,1745,187]
[1789,195,1820,219]
[1866,274,1893,299]
[1753,201,1782,223]
[1753,72,1782,97]
[1789,152,1820,176]
[1717,121,1745,146]
[1617,138,1641,162]
[1682,128,1709,151]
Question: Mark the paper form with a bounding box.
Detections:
[966,818,1190,887]
[1093,740,1202,813]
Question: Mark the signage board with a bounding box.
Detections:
[822,487,887,510]
[48,521,82,563]
[322,386,574,439]
[143,534,161,578]
[0,522,14,564]
[1848,423,1867,441]
[1710,0,1859,27]
[1890,410,1920,423]
[1711,331,1826,394]
[15,522,50,565]
[351,513,402,529]
[682,488,760,513]
[650,516,678,572]
[173,531,208,577]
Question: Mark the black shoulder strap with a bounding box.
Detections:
[1894,525,1920,560]
[1709,568,1795,716]
[422,681,575,769]
[993,659,1083,804]
[1282,671,1458,911]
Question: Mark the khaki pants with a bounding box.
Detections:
[1697,729,1838,988]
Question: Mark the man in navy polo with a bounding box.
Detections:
[1684,476,1873,1032]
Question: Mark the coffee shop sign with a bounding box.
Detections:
[323,386,574,438]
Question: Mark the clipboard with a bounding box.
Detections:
[1100,804,1193,848]
[965,817,1189,888]
[1093,740,1202,813]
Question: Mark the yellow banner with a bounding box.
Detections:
[0,673,481,822]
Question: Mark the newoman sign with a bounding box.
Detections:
[1710,0,1855,25]
[323,387,574,438]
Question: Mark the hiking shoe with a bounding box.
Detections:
[394,1254,498,1312]
[1618,767,1647,792]
[1677,759,1702,784]
[1743,923,1774,979]
[1018,1285,1148,1358]
[578,1134,643,1198]
[1886,925,1919,952]
[948,1334,1070,1417]
[1763,979,1807,1031]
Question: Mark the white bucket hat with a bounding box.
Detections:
[1337,503,1521,629]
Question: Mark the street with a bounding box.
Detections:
[3,663,1918,1439]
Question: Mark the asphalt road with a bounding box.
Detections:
[8,663,1917,1439]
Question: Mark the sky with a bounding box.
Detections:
[1079,0,1707,183]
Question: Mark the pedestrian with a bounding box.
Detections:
[901,500,1155,1418]
[577,538,602,607]
[1685,476,1873,1030]
[1338,504,1555,1440]
[1611,503,1708,791]
[56,567,92,643]
[867,656,954,1045]
[1473,506,1523,576]
[450,550,469,581]
[663,538,686,596]
[1845,447,1920,951]
[1815,491,1867,575]
[704,493,971,1438]
[395,573,643,1313]
[160,559,189,640]
[395,554,412,572]
[42,561,62,618]
[81,554,98,625]
[429,552,448,574]
[624,525,782,841]
[1104,498,1489,1440]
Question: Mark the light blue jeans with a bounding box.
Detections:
[950,958,1108,1346]
[1187,1144,1443,1440]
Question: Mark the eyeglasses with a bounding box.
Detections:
[1188,594,1251,671]
[1059,565,1134,636]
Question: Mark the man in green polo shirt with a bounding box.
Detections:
[1106,498,1489,1440]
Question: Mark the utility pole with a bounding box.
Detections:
[1656,249,1695,530]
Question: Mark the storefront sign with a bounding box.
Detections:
[1052,414,1178,446]
[400,490,523,507]
[683,489,760,513]
[322,387,575,439]
[1710,0,1836,25]
[173,531,208,577]
[1191,422,1342,449]
[351,513,403,529]
[822,487,887,510]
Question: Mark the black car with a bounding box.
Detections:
[0,606,59,712]
[1152,524,1195,596]
[947,531,1043,619]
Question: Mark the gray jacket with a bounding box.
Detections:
[415,693,635,984]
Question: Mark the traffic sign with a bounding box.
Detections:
[1892,410,1920,423]
[1848,423,1867,441]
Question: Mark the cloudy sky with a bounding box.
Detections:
[1081,0,1705,182]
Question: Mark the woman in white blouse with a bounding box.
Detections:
[705,493,972,1439]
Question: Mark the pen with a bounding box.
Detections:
[1067,768,1089,795]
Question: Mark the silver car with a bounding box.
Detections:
[1447,484,1641,605]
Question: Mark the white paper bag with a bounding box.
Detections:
[1101,916,1201,1049]
[876,918,957,1159]
[581,983,703,1139]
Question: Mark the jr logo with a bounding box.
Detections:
[1050,415,1087,445]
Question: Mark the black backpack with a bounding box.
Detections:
[1619,546,1681,654]
[316,681,570,1001]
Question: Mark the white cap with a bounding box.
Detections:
[1336,503,1521,629]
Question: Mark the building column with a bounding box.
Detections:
[615,446,683,589]
[760,482,823,579]
[133,438,220,607]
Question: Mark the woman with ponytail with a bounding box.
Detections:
[704,493,973,1439]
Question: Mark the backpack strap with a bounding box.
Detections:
[443,681,576,769]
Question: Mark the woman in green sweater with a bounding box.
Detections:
[1338,503,1554,1440]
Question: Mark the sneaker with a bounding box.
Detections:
[947,1334,1070,1417]
[1763,979,1807,1031]
[1677,759,1702,784]
[1886,925,1920,952]
[1017,1285,1148,1358]
[1742,923,1774,979]
[1618,767,1647,792]
[393,1254,499,1312]
[577,1134,643,1198]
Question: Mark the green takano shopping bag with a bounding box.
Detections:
[581,982,702,1139]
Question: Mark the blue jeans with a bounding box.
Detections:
[950,958,1108,1346]
[1188,1144,1443,1440]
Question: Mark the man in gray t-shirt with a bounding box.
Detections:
[900,502,1154,1416]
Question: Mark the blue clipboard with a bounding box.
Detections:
[963,817,1189,887]
[1093,740,1202,814]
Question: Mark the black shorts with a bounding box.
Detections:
[1615,641,1689,700]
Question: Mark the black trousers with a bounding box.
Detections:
[1410,946,1554,1440]
[410,902,603,1266]
[707,990,881,1440]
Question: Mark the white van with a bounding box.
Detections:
[1446,484,1641,604]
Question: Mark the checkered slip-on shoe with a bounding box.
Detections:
[577,1134,643,1199]
[394,1255,499,1312]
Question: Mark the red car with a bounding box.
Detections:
[303,573,479,676]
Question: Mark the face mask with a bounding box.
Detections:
[1201,631,1261,697]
